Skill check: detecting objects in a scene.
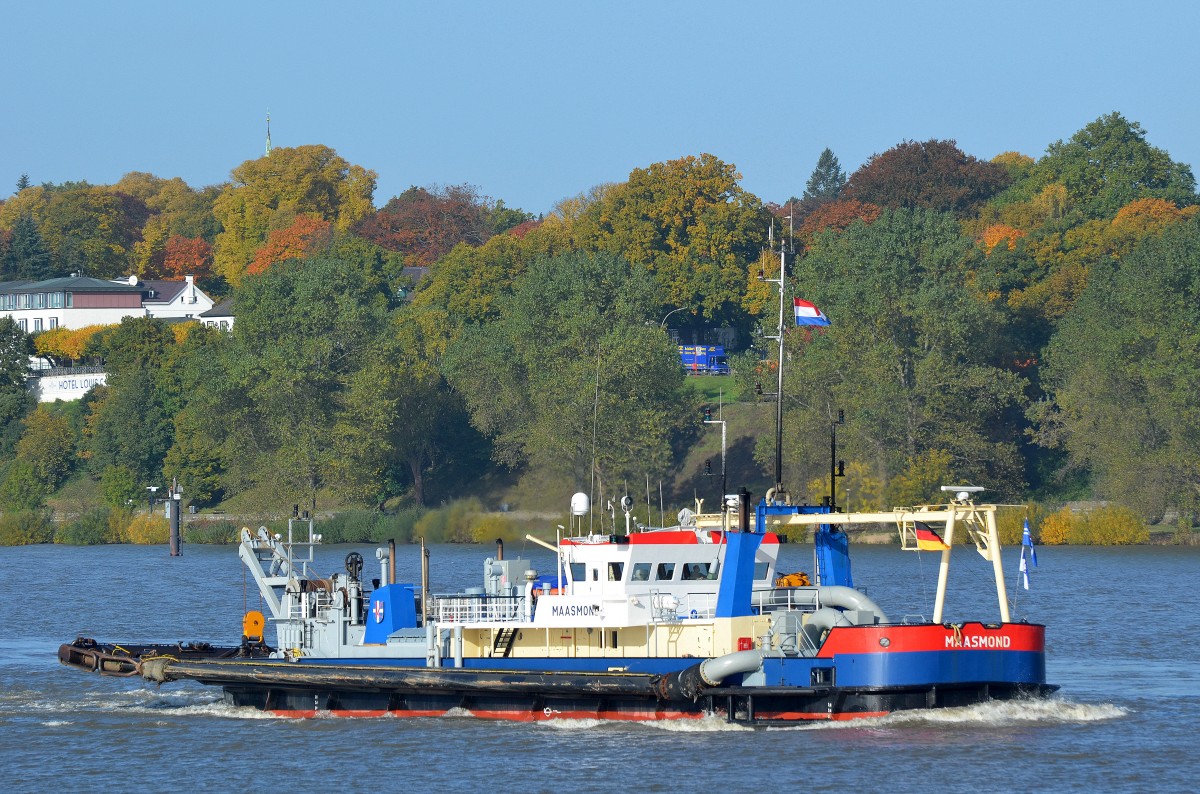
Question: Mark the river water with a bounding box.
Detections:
[1,539,1195,792]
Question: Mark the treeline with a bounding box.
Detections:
[2,112,1199,541]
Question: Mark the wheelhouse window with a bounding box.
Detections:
[569,562,586,583]
[607,562,624,581]
[630,563,651,581]
[654,562,676,581]
[754,562,771,580]
[683,562,712,581]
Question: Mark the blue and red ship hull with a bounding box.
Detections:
[126,620,1052,724]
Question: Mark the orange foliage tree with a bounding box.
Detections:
[796,199,881,247]
[980,223,1026,252]
[162,235,214,280]
[247,215,332,275]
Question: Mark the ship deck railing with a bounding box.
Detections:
[431,594,524,624]
[751,588,821,615]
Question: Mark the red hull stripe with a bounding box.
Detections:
[560,531,780,546]
[817,622,1046,656]
[269,708,707,722]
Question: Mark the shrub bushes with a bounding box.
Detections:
[0,510,55,545]
[316,508,423,544]
[183,520,240,545]
[57,508,112,545]
[1038,505,1149,545]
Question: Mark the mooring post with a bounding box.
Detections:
[168,480,182,557]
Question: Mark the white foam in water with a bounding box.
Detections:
[21,685,284,721]
[537,713,751,732]
[533,698,1124,733]
[790,697,1127,731]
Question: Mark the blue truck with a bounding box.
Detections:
[678,345,730,375]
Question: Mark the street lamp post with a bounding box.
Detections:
[830,409,845,511]
[146,485,159,515]
[659,306,689,330]
[703,403,728,528]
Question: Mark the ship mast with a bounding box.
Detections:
[761,226,789,500]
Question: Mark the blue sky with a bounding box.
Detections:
[3,1,1196,216]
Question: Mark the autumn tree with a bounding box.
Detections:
[355,184,527,268]
[33,324,108,366]
[38,185,148,278]
[247,215,333,275]
[795,199,882,248]
[212,145,376,285]
[161,236,214,280]
[574,154,771,328]
[844,139,1011,216]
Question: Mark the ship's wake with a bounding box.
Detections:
[787,696,1127,731]
[535,697,1124,734]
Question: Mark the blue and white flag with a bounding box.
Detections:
[1021,518,1038,567]
[1019,550,1030,590]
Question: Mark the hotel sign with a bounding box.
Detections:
[31,371,107,402]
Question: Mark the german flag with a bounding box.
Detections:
[915,522,949,551]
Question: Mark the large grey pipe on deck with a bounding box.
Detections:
[655,649,763,701]
[140,657,703,702]
[816,585,889,625]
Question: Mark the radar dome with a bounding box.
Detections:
[570,492,589,516]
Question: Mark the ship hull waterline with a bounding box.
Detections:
[143,655,1057,725]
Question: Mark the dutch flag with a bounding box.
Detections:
[794,298,830,327]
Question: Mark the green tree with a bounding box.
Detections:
[333,319,479,507]
[786,208,1028,499]
[98,464,141,509]
[1037,215,1200,518]
[16,173,30,192]
[15,405,76,491]
[86,316,177,378]
[161,408,224,506]
[201,253,393,503]
[83,369,173,484]
[0,460,45,511]
[1030,112,1197,220]
[0,317,34,457]
[444,251,696,493]
[2,214,53,280]
[802,148,847,204]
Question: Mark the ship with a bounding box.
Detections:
[58,245,1054,724]
[60,493,1053,724]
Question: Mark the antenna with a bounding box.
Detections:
[265,110,273,157]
